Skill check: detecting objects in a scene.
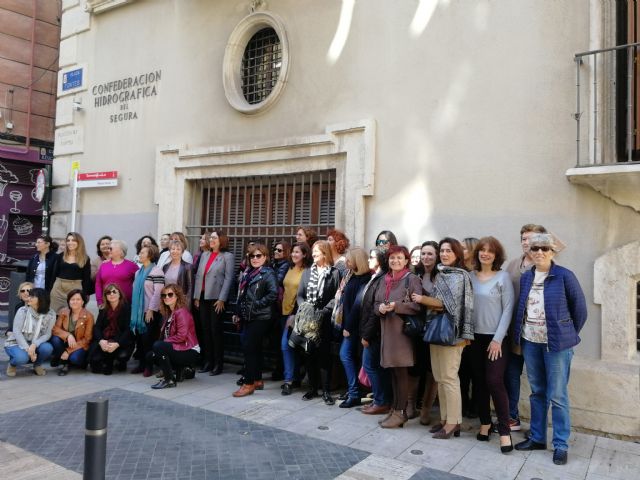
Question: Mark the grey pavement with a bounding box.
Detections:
[0,332,638,479]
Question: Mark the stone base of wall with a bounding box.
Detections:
[518,356,640,438]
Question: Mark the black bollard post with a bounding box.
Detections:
[84,397,108,480]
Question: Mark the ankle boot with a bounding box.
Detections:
[406,376,419,419]
[380,409,408,429]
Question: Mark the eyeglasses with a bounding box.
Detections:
[106,290,119,295]
[249,253,264,259]
[530,246,551,252]
[273,248,283,253]
[376,239,389,246]
[20,288,32,294]
[161,292,175,299]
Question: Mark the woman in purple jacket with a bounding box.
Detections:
[513,234,587,466]
[150,284,200,389]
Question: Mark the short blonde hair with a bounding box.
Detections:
[346,247,369,275]
[17,282,34,298]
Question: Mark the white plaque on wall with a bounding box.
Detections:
[54,126,84,155]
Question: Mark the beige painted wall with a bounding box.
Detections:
[55,0,640,369]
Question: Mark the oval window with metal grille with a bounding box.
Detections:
[223,12,289,114]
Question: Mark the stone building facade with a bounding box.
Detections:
[54,0,640,436]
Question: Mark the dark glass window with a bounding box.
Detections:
[241,28,282,104]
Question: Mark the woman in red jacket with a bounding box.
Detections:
[150,284,200,389]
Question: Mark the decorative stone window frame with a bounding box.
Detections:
[222,11,290,115]
[154,120,376,245]
[594,240,640,364]
[85,0,136,14]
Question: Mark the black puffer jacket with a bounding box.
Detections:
[238,266,278,322]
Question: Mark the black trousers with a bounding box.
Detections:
[90,344,132,372]
[199,294,225,368]
[242,320,271,384]
[304,319,332,393]
[151,341,200,380]
[133,312,162,370]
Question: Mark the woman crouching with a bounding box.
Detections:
[150,284,200,389]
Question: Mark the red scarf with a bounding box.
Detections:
[384,268,409,301]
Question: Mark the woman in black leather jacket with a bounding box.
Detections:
[232,244,278,397]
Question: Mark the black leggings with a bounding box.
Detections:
[151,341,200,381]
[199,295,225,368]
[304,319,333,393]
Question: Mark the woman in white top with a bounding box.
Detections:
[468,237,514,453]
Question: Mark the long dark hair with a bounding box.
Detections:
[414,240,439,281]
[135,235,158,254]
[37,234,59,254]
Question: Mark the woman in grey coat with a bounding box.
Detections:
[193,230,235,375]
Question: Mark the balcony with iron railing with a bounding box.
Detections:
[566,42,640,212]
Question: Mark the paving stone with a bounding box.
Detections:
[0,388,368,479]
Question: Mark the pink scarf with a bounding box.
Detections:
[384,268,409,301]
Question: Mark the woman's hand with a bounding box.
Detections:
[411,293,423,304]
[361,339,369,348]
[378,302,396,314]
[107,342,119,353]
[285,315,294,329]
[67,334,76,348]
[487,341,502,361]
[99,339,109,351]
[144,310,154,323]
[214,300,225,314]
[343,330,350,337]
[60,351,69,361]
[193,299,199,309]
[28,344,37,362]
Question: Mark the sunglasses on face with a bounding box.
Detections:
[273,248,283,253]
[249,253,264,259]
[106,290,119,295]
[20,288,32,294]
[161,292,175,299]
[530,246,551,252]
[376,239,389,246]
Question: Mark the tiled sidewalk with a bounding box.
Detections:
[0,337,638,479]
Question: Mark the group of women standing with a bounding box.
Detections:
[7,223,587,466]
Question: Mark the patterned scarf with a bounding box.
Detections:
[239,266,262,298]
[434,265,474,340]
[306,264,330,305]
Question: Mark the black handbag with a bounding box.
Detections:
[423,311,457,346]
[401,314,426,338]
[288,331,317,354]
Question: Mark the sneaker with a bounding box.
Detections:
[33,365,46,376]
[509,418,521,431]
[553,449,568,465]
[6,365,16,377]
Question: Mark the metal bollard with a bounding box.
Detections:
[84,398,108,480]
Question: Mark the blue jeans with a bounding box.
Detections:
[50,336,87,366]
[522,339,574,451]
[281,319,298,383]
[339,335,359,399]
[5,343,53,367]
[504,352,525,420]
[362,341,392,406]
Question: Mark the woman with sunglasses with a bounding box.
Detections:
[90,284,132,375]
[232,244,278,397]
[95,239,139,308]
[130,244,165,376]
[149,284,200,389]
[193,230,235,375]
[269,240,291,381]
[50,289,94,376]
[373,245,423,428]
[14,282,34,315]
[5,288,55,377]
[280,242,312,395]
[374,230,398,253]
[513,234,587,466]
[50,232,92,314]
[468,237,515,453]
[26,234,59,293]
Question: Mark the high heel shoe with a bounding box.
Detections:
[476,424,493,441]
[429,423,444,433]
[500,433,514,454]
[432,424,460,439]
